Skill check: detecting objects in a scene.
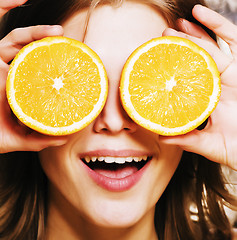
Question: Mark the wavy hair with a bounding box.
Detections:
[0,0,236,239]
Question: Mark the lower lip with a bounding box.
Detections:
[80,159,151,192]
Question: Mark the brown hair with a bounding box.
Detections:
[0,0,236,239]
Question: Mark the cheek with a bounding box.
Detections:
[38,146,73,196]
[38,145,94,213]
[159,144,183,183]
[161,144,183,171]
[149,144,183,202]
[39,147,63,177]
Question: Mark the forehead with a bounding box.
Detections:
[63,1,168,47]
[62,2,168,72]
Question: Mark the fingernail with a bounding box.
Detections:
[51,139,67,146]
[44,25,63,34]
[44,25,62,29]
[193,4,207,14]
[178,18,188,25]
[177,19,189,32]
[163,28,178,36]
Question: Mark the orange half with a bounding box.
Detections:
[7,36,108,135]
[120,36,221,136]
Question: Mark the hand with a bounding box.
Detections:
[0,0,68,153]
[161,5,237,171]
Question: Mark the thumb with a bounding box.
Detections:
[159,129,223,163]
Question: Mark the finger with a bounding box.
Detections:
[0,0,28,17]
[1,125,69,153]
[163,28,232,73]
[159,129,201,149]
[0,25,64,63]
[0,61,9,88]
[177,18,217,45]
[192,5,237,55]
[21,131,68,152]
[1,135,68,153]
[159,129,225,165]
[0,105,68,153]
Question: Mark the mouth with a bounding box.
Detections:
[79,153,152,191]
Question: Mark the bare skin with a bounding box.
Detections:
[0,0,67,153]
[0,1,236,240]
[40,3,181,239]
[161,5,237,171]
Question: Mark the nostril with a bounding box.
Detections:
[93,102,138,134]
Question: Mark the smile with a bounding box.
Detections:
[83,156,149,164]
[79,151,152,192]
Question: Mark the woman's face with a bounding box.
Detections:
[39,1,183,229]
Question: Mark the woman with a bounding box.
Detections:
[0,0,236,239]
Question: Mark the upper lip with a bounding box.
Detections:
[79,149,153,158]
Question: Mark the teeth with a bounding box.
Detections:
[133,157,140,162]
[98,157,105,162]
[104,157,115,163]
[115,157,126,164]
[125,157,133,162]
[82,156,149,164]
[85,156,91,163]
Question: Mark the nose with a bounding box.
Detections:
[93,84,137,134]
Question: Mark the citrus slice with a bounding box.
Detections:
[120,36,221,136]
[7,36,108,135]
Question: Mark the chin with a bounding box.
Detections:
[82,194,154,229]
[89,208,146,229]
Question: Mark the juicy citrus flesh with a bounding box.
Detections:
[7,36,108,135]
[120,36,221,136]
